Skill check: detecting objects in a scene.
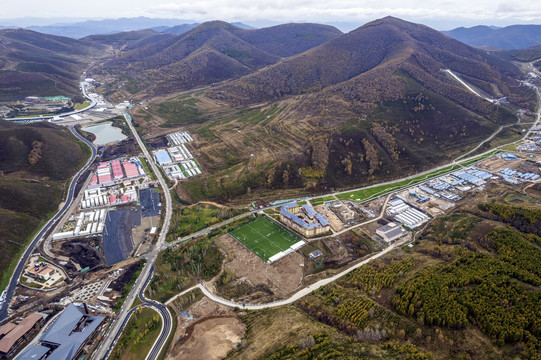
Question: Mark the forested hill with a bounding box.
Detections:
[164,17,536,202]
[0,120,90,292]
[97,21,342,95]
[210,16,521,106]
[0,29,103,101]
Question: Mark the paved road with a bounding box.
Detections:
[161,81,541,314]
[165,237,405,311]
[101,266,172,360]
[92,112,173,360]
[0,126,97,321]
[96,71,541,358]
[3,81,97,122]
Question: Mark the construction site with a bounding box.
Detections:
[6,148,162,324]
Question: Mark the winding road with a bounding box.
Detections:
[101,266,172,360]
[159,70,541,328]
[0,126,97,321]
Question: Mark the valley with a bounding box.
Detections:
[0,14,540,360]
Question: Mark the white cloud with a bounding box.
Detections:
[143,0,541,23]
[1,0,541,28]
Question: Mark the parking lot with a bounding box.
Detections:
[139,188,161,218]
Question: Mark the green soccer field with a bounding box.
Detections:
[229,216,301,262]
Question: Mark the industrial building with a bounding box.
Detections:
[500,168,540,180]
[89,158,145,189]
[376,222,408,242]
[17,304,105,360]
[0,313,44,358]
[168,145,192,162]
[155,150,173,165]
[279,202,331,237]
[52,208,108,240]
[154,131,203,180]
[386,198,429,229]
[167,131,193,146]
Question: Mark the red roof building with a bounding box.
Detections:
[122,161,139,178]
[111,159,124,180]
[90,174,98,185]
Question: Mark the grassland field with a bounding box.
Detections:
[229,216,301,262]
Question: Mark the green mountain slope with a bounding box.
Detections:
[0,120,90,290]
[158,17,535,201]
[0,29,103,101]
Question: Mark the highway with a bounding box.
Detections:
[0,126,97,321]
[92,112,173,360]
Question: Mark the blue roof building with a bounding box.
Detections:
[302,204,317,218]
[280,202,330,237]
[17,304,105,360]
[155,150,172,165]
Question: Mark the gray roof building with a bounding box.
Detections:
[17,304,104,360]
[376,222,408,242]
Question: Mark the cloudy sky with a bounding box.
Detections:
[0,0,540,30]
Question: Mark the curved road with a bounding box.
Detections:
[3,81,97,122]
[162,79,541,314]
[166,236,403,311]
[99,73,541,358]
[102,266,172,360]
[0,126,97,321]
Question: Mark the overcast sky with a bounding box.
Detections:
[0,0,540,30]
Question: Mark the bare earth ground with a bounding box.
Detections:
[167,299,245,360]
[215,234,304,299]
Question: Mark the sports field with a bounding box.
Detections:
[229,216,300,262]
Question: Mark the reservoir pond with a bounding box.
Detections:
[82,122,127,146]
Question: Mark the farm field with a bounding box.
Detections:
[229,216,301,262]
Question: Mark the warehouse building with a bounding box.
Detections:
[376,222,408,242]
[155,150,173,165]
[387,198,430,229]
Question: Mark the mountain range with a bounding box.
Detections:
[0,28,102,101]
[105,17,534,201]
[92,21,343,96]
[8,17,253,39]
[444,24,541,49]
[0,17,538,201]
